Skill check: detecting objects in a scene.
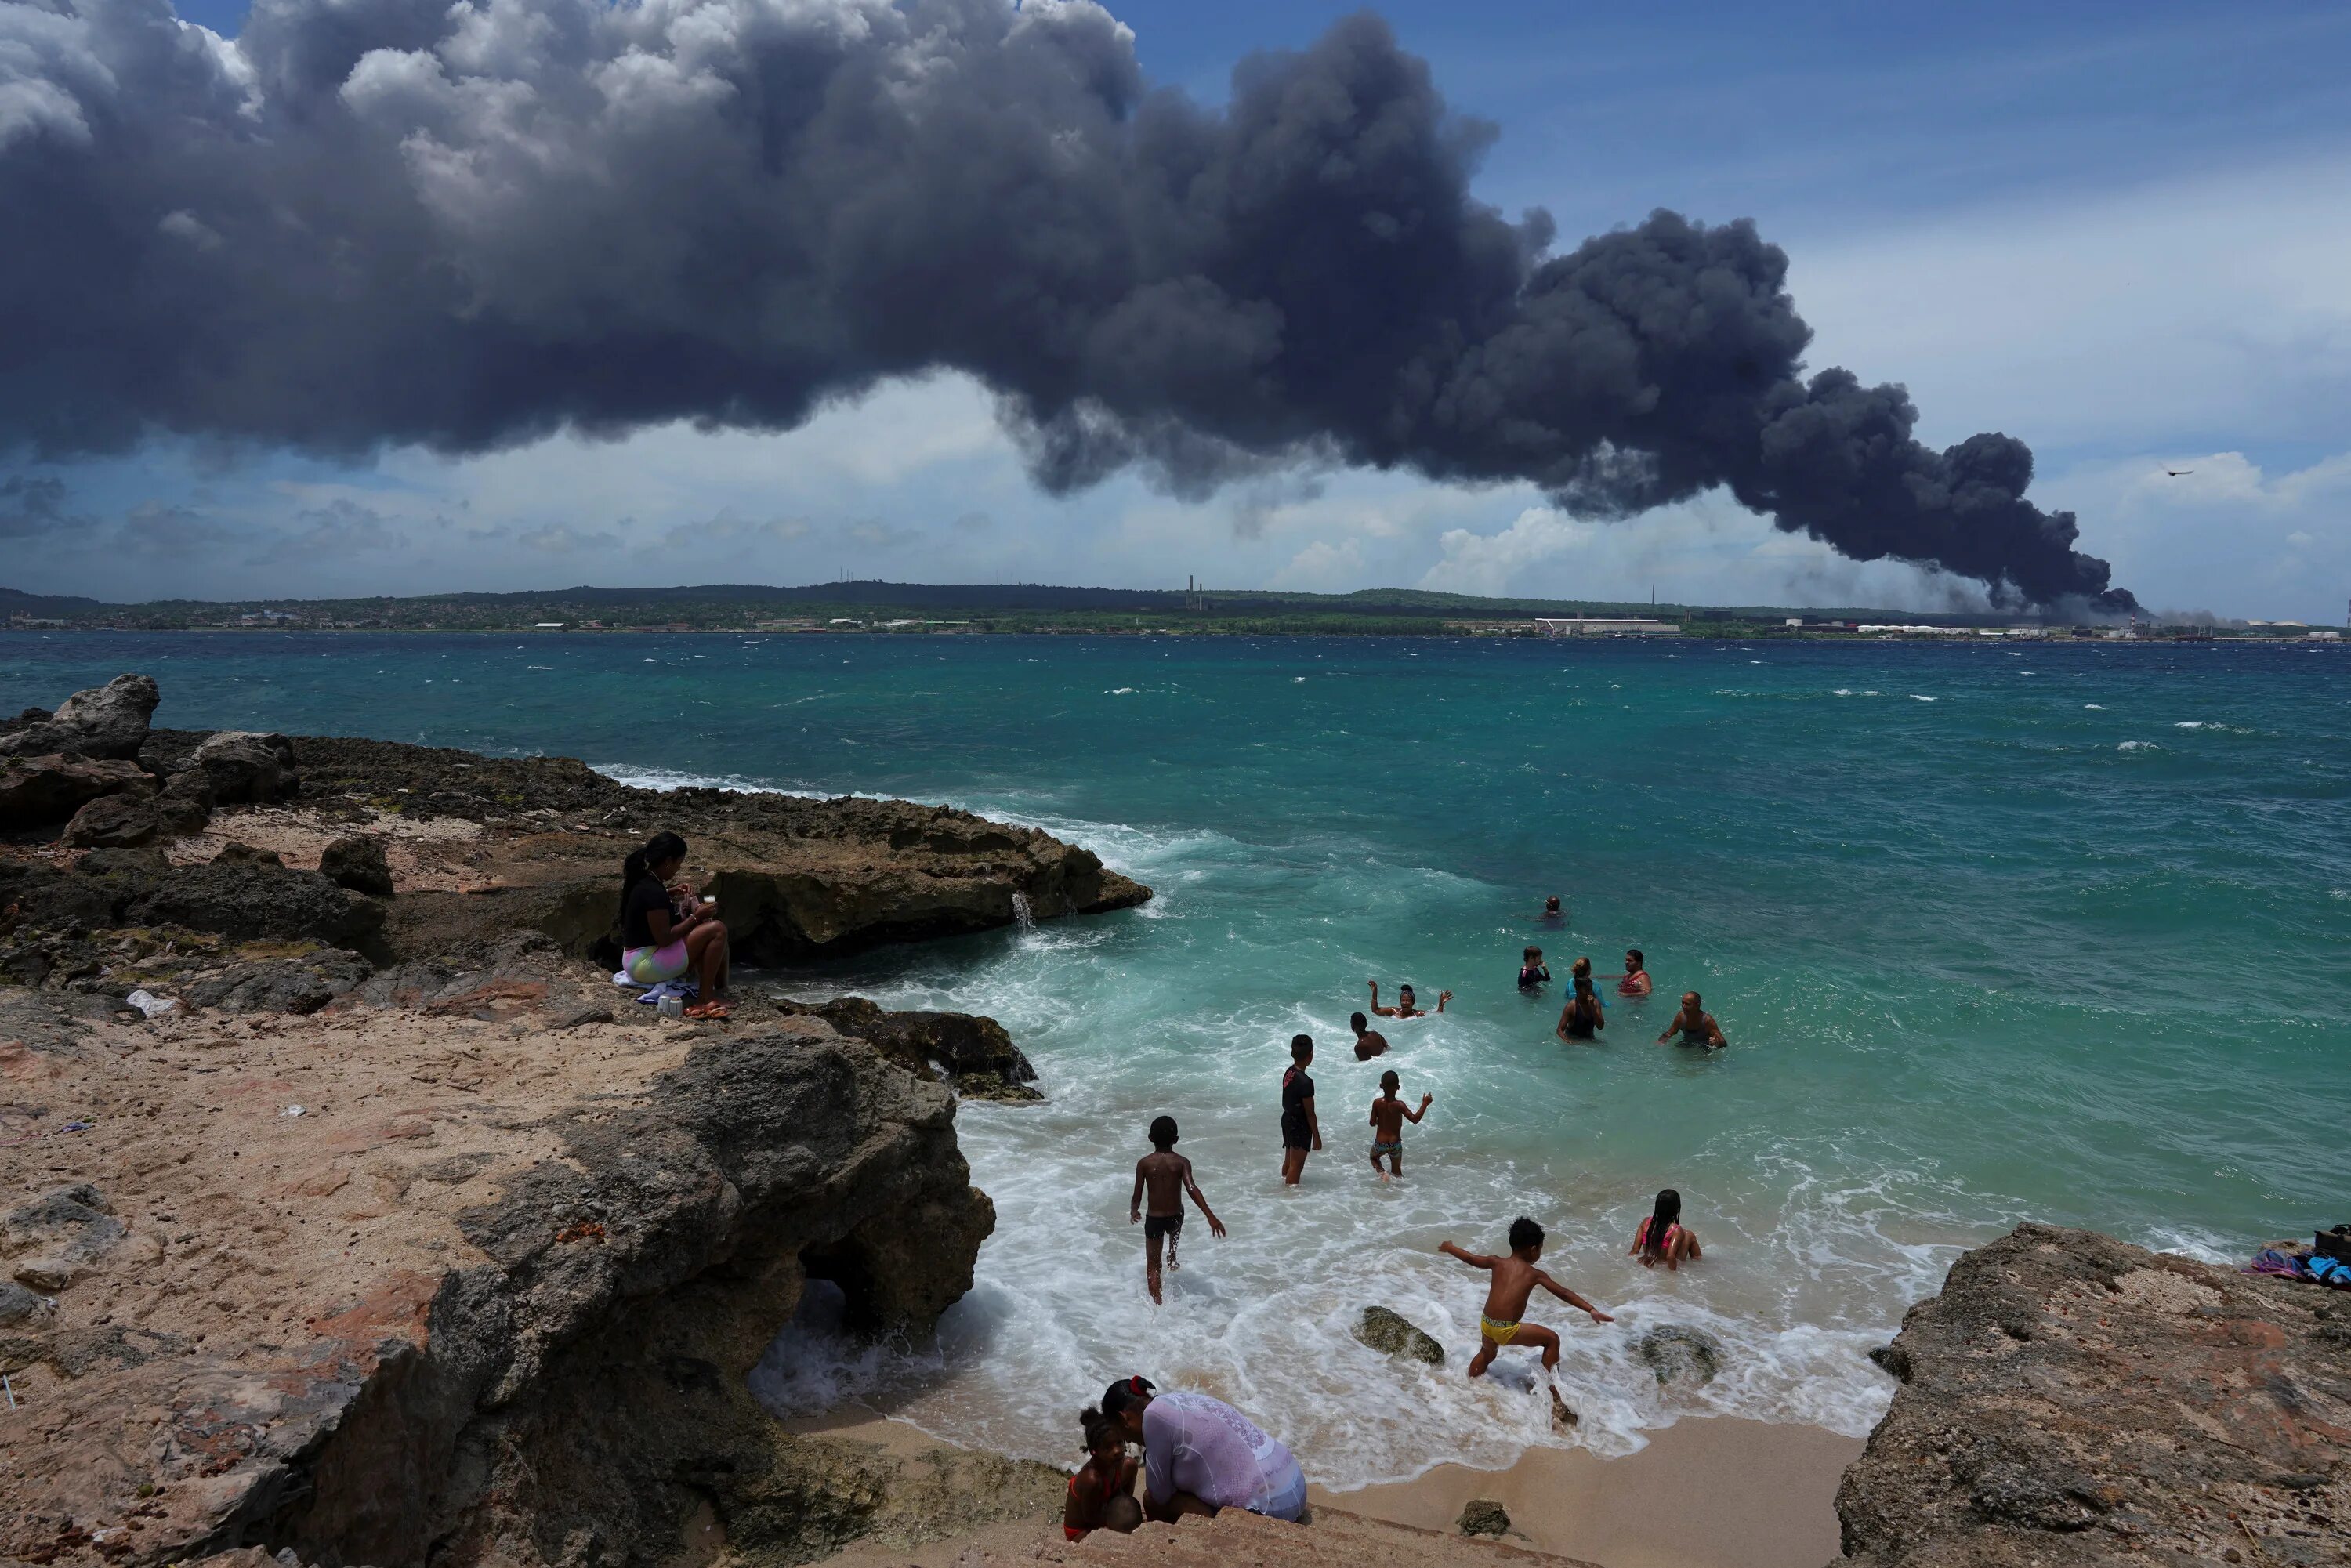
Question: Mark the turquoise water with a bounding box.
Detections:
[6,632,2348,1480]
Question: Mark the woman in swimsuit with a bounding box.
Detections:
[1555,976,1605,1044]
[1630,1188,1701,1270]
[1618,948,1653,998]
[1063,1407,1142,1540]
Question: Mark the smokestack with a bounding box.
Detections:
[0,0,2130,609]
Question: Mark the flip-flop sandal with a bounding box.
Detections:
[684,1001,732,1020]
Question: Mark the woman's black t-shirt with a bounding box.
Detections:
[622,876,672,948]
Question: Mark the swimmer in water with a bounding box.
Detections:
[1629,1187,1701,1271]
[1131,1114,1226,1304]
[1369,980,1451,1018]
[1657,992,1727,1049]
[1518,947,1551,991]
[1279,1035,1321,1186]
[1440,1217,1613,1384]
[1618,948,1653,998]
[1367,1069,1431,1182]
[1349,1012,1389,1061]
[1540,895,1566,925]
[1556,976,1605,1043]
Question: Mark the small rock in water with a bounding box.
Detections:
[1635,1324,1725,1385]
[1458,1499,1509,1537]
[1353,1305,1445,1366]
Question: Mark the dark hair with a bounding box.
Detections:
[1349,1012,1368,1032]
[1103,1494,1143,1532]
[1399,983,1415,998]
[1379,1069,1400,1093]
[1571,956,1592,981]
[1643,1189,1683,1259]
[620,831,688,922]
[1148,1115,1177,1150]
[1080,1406,1122,1453]
[1626,948,1644,969]
[1545,895,1561,910]
[1100,1375,1156,1418]
[1290,1034,1313,1062]
[1523,946,1541,963]
[1508,1215,1543,1252]
[1567,976,1600,1032]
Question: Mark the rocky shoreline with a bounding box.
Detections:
[4,676,2344,1568]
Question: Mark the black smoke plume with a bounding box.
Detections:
[0,0,2132,608]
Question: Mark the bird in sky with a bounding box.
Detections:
[2164,468,2193,477]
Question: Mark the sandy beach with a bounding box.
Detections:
[791,1411,1858,1568]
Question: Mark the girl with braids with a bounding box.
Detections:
[1630,1188,1702,1270]
[1061,1407,1141,1540]
[618,831,732,1019]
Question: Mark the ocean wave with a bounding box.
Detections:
[1910,695,1937,702]
[2117,741,2159,751]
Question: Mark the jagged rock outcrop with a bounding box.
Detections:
[1834,1224,2350,1567]
[0,980,1001,1568]
[0,674,159,761]
[775,995,1041,1101]
[0,754,154,829]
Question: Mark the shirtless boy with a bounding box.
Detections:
[1656,992,1727,1049]
[1440,1218,1613,1380]
[1349,1012,1389,1061]
[1368,980,1452,1018]
[1367,1070,1431,1182]
[1130,1115,1226,1303]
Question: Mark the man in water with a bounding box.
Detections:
[1349,1012,1389,1061]
[1280,1034,1320,1185]
[1100,1376,1308,1524]
[1369,980,1451,1017]
[1657,991,1727,1049]
[1540,895,1566,926]
[1131,1114,1226,1304]
[1440,1217,1613,1383]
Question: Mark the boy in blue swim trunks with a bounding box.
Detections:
[1131,1115,1226,1304]
[1367,1070,1431,1183]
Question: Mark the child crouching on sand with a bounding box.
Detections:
[1063,1407,1142,1540]
[1367,1070,1432,1182]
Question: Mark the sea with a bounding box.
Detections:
[6,631,2348,1485]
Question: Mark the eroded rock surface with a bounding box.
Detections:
[1834,1224,2351,1567]
[0,675,159,762]
[0,972,1001,1568]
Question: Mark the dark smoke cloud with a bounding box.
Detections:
[0,0,2132,607]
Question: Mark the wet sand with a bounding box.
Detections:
[799,1412,1859,1568]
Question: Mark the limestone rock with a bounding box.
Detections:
[60,791,168,849]
[1836,1224,2351,1568]
[181,949,374,1014]
[0,674,158,761]
[0,754,153,828]
[1353,1305,1445,1366]
[1632,1324,1722,1385]
[211,840,285,866]
[3,1182,126,1289]
[319,834,394,896]
[781,996,1042,1100]
[168,730,299,809]
[1457,1498,1509,1537]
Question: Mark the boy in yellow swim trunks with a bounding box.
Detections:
[1440,1218,1614,1380]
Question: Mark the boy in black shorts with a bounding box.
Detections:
[1130,1114,1226,1304]
[1281,1034,1321,1186]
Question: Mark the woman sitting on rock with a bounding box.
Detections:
[619,831,730,1019]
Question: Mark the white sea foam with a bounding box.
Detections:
[1910,695,1936,702]
[2118,741,2158,751]
[1106,687,1139,695]
[2084,704,2105,710]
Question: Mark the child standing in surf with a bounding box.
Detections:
[1130,1115,1226,1304]
[1440,1218,1612,1400]
[1367,1070,1432,1182]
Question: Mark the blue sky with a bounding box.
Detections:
[13,0,2351,617]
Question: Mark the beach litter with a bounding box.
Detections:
[282,1104,306,1117]
[124,989,177,1019]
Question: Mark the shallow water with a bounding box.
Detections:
[9,631,2349,1483]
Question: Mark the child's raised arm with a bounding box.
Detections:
[1537,1270,1614,1323]
[1439,1240,1494,1270]
[1402,1093,1432,1124]
[1180,1157,1227,1238]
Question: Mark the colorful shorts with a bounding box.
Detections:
[624,940,690,984]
